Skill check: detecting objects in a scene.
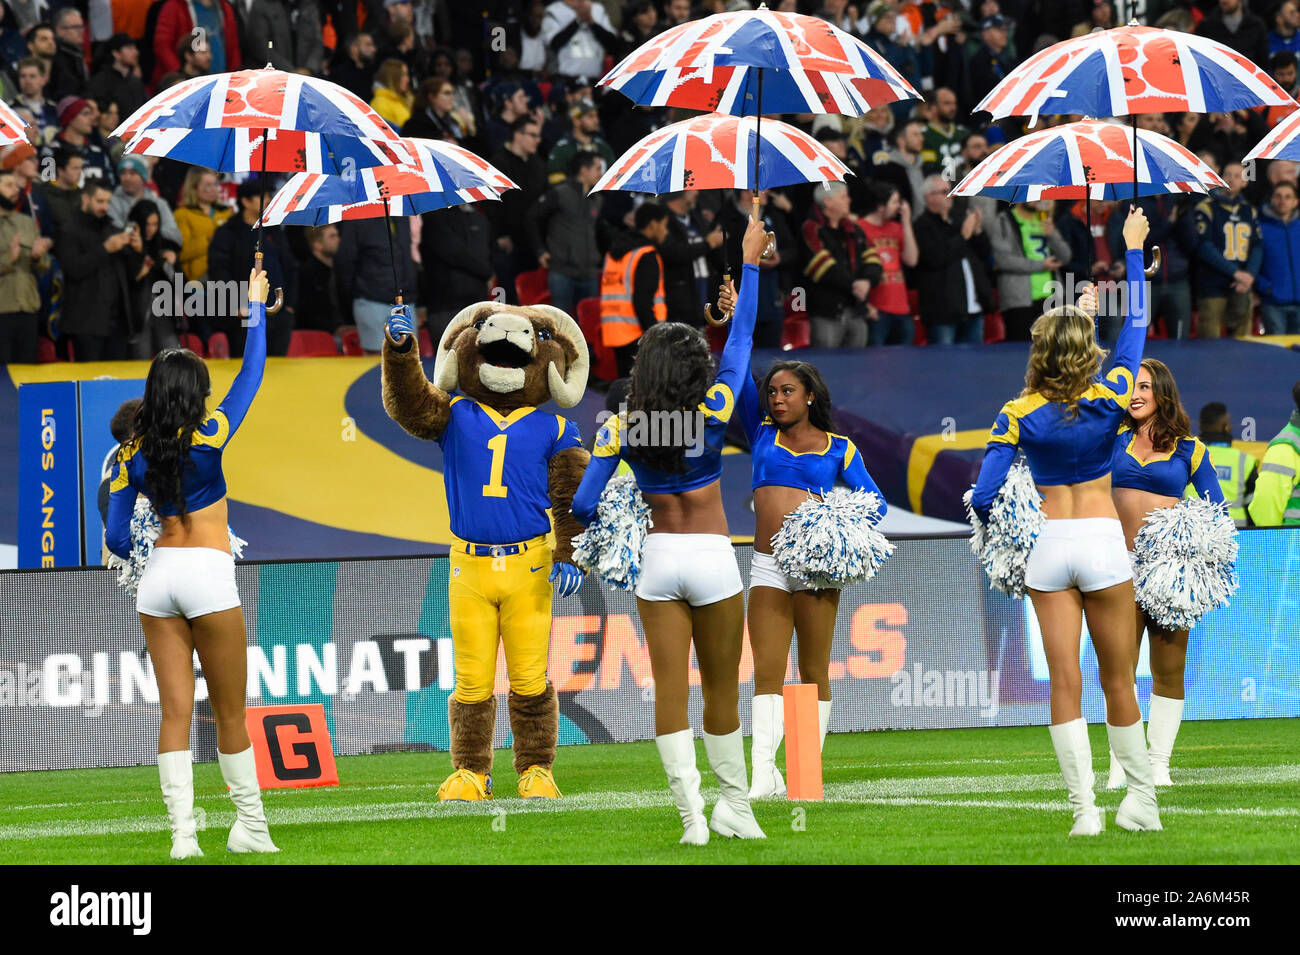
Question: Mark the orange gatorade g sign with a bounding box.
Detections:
[244,704,339,789]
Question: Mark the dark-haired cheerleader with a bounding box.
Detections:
[573,217,769,846]
[105,268,277,859]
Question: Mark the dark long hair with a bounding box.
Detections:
[758,361,834,432]
[1124,357,1190,452]
[625,322,714,474]
[132,348,211,520]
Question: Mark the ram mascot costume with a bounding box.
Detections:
[382,301,590,801]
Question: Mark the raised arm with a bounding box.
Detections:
[716,275,762,441]
[841,439,887,517]
[205,268,268,447]
[381,305,453,441]
[708,218,767,419]
[1102,208,1151,409]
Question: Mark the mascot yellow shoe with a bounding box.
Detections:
[437,768,493,802]
[518,765,562,799]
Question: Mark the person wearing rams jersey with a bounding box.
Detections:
[573,216,769,846]
[106,268,276,860]
[736,357,885,799]
[1192,163,1262,339]
[1109,359,1225,790]
[970,207,1162,836]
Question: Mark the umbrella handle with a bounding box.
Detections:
[1143,245,1162,279]
[705,271,733,326]
[255,251,284,314]
[752,194,775,259]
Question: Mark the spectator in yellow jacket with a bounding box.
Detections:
[1248,380,1300,527]
[173,167,232,282]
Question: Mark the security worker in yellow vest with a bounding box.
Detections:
[600,202,669,377]
[1191,401,1258,527]
[1249,381,1300,527]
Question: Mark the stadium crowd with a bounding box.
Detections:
[3,0,1300,365]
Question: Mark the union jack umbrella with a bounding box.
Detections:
[601,3,918,115]
[592,113,849,194]
[122,125,412,175]
[952,120,1225,202]
[0,100,29,147]
[1243,108,1300,163]
[975,24,1292,122]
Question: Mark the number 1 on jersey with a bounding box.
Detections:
[483,433,509,498]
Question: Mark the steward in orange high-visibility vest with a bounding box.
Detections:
[600,204,671,373]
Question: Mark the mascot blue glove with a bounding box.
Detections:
[386,304,415,343]
[549,561,584,598]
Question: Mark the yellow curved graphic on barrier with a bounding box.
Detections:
[907,428,988,513]
[7,358,453,544]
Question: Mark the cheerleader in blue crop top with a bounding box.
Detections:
[572,216,770,846]
[735,357,883,798]
[104,268,277,860]
[968,206,1162,836]
[1107,358,1225,790]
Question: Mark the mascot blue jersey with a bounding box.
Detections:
[969,248,1148,522]
[572,264,759,522]
[440,396,582,544]
[1110,426,1224,502]
[105,302,267,559]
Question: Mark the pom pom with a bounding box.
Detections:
[963,459,1044,599]
[1133,496,1239,630]
[572,474,652,592]
[107,497,247,595]
[770,488,893,588]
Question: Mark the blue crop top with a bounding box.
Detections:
[737,372,885,509]
[572,264,759,524]
[1110,426,1224,502]
[969,248,1147,522]
[105,302,267,559]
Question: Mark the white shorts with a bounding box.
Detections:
[1024,518,1132,594]
[749,551,845,594]
[137,547,241,619]
[635,534,743,605]
[1128,549,1138,579]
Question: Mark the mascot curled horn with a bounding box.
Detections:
[382,300,589,801]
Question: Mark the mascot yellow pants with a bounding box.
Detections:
[448,535,552,704]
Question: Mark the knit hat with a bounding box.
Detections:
[117,154,148,179]
[57,96,90,130]
[1,142,36,171]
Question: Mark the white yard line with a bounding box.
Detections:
[3,764,1299,843]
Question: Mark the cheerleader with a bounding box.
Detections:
[1108,358,1225,787]
[968,207,1162,835]
[728,353,886,798]
[572,216,769,845]
[105,268,277,859]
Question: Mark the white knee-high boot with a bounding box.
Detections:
[1108,720,1162,831]
[704,729,766,839]
[819,700,832,752]
[218,746,279,853]
[1146,695,1184,786]
[655,730,709,845]
[1107,682,1140,789]
[748,694,786,799]
[1048,719,1103,836]
[158,750,203,859]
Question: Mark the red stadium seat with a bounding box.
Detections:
[207,332,230,359]
[706,323,727,352]
[782,317,810,350]
[339,326,363,356]
[575,297,619,382]
[180,333,204,356]
[515,268,551,306]
[288,330,340,357]
[418,327,434,357]
[984,312,1006,344]
[912,319,927,346]
[37,338,59,363]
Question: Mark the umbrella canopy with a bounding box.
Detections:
[262,169,511,226]
[400,137,518,193]
[112,68,412,172]
[976,25,1293,122]
[600,5,918,115]
[0,101,29,147]
[123,125,412,174]
[1244,108,1300,163]
[593,112,849,194]
[952,120,1226,201]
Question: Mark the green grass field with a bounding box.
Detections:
[3,718,1298,864]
